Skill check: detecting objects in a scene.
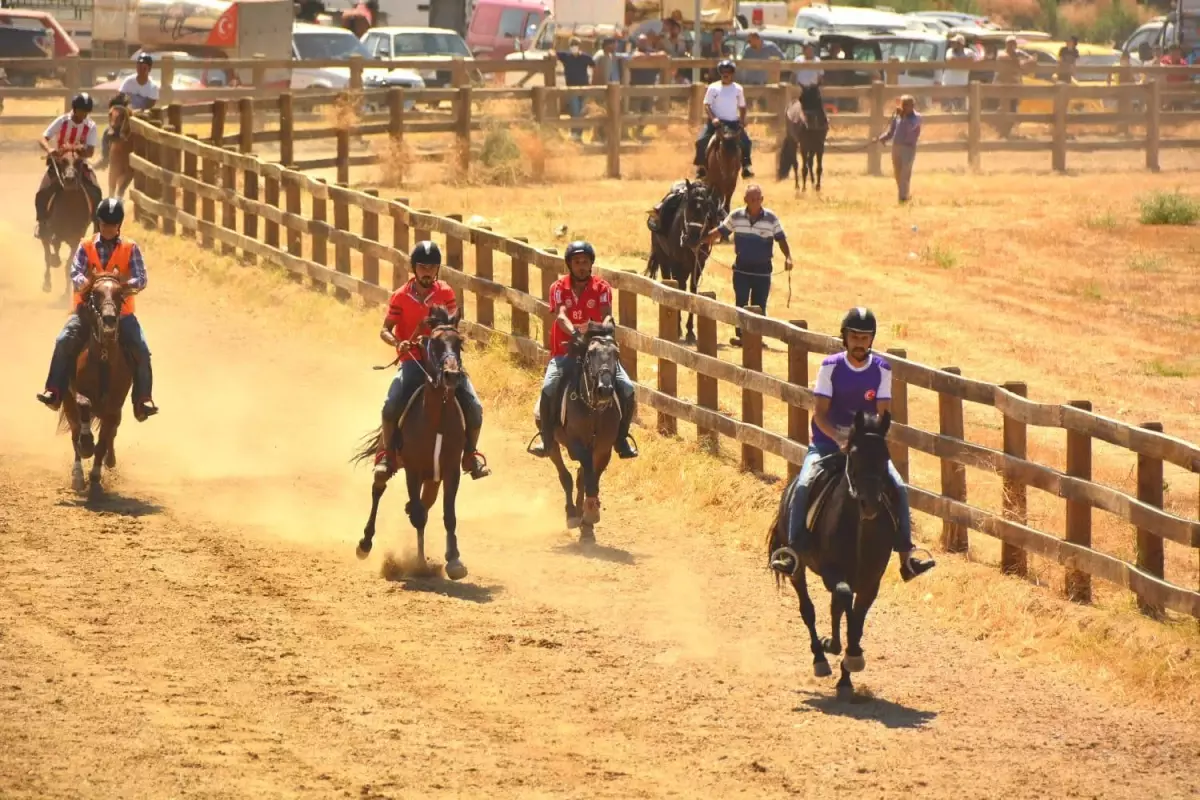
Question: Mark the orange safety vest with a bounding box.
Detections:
[73,239,136,316]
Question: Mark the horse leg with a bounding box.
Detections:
[41,237,55,293]
[357,475,387,559]
[66,406,85,492]
[822,582,850,657]
[548,443,579,528]
[842,582,879,675]
[791,567,831,678]
[403,468,428,564]
[684,270,698,345]
[815,146,824,193]
[442,474,468,580]
[580,448,609,540]
[89,413,119,491]
[76,397,95,460]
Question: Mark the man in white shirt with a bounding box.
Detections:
[940,35,977,111]
[35,93,103,237]
[792,43,822,88]
[694,60,753,179]
[98,53,159,169]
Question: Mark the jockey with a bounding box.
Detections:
[376,241,490,481]
[646,178,690,234]
[769,307,936,582]
[36,197,158,421]
[528,241,638,460]
[98,53,159,169]
[694,60,753,180]
[35,93,103,238]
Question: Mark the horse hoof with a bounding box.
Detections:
[836,684,855,702]
[71,470,86,492]
[813,660,832,678]
[566,515,582,530]
[104,451,116,469]
[842,655,866,673]
[445,559,468,581]
[42,277,51,293]
[78,437,95,460]
[356,539,373,560]
[821,637,842,656]
[579,523,595,543]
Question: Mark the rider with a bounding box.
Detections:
[376,240,490,481]
[646,178,691,233]
[98,53,159,170]
[35,93,103,238]
[528,241,638,460]
[769,307,936,582]
[36,197,159,422]
[694,60,753,181]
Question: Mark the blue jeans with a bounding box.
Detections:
[541,355,635,406]
[45,312,153,402]
[784,441,913,554]
[566,93,585,139]
[383,359,483,431]
[732,270,771,337]
[694,120,752,166]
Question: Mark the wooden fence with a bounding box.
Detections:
[125,112,1200,620]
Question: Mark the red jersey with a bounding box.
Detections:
[548,274,612,358]
[383,279,458,362]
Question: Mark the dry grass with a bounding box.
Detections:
[131,213,1200,711]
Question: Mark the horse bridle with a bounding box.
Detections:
[416,324,464,390]
[843,431,888,503]
[573,334,617,412]
[85,274,126,361]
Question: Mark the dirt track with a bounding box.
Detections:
[1,165,1198,799]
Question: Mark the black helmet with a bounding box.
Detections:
[564,240,595,264]
[410,240,441,267]
[717,59,736,73]
[135,52,154,65]
[96,197,125,225]
[71,93,93,112]
[841,306,877,337]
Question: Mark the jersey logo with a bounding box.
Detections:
[865,389,877,401]
[586,299,595,309]
[564,299,573,308]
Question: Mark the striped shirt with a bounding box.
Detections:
[70,235,148,292]
[44,114,99,150]
[717,206,787,274]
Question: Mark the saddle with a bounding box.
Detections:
[802,451,847,535]
[389,384,465,471]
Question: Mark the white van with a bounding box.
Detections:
[793,4,916,34]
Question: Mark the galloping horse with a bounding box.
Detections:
[107,97,135,198]
[354,306,471,580]
[704,121,743,213]
[777,87,828,193]
[541,322,623,542]
[645,179,724,344]
[765,410,898,700]
[60,274,140,492]
[39,149,95,296]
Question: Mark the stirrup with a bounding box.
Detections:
[526,432,550,457]
[900,548,936,582]
[615,434,639,459]
[463,451,491,479]
[770,546,799,575]
[36,390,61,410]
[133,399,158,422]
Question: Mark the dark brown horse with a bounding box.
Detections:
[354,306,470,580]
[542,322,623,542]
[107,99,135,199]
[60,274,140,493]
[39,149,94,297]
[765,410,897,700]
[777,89,828,193]
[645,179,724,344]
[704,121,743,214]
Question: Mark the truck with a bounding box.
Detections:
[89,0,293,63]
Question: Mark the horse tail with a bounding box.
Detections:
[766,498,787,589]
[777,137,797,181]
[644,255,660,280]
[351,425,383,465]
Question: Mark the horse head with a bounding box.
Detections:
[678,180,717,248]
[423,304,465,392]
[718,121,741,154]
[575,321,619,409]
[53,149,82,191]
[109,101,131,140]
[84,273,133,342]
[845,409,893,519]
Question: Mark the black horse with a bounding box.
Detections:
[541,322,625,543]
[777,86,828,193]
[645,179,724,344]
[765,410,897,700]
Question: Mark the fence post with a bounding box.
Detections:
[867,80,885,177]
[1117,62,1133,138]
[446,212,465,312]
[200,146,215,249]
[1052,81,1068,173]
[220,147,237,258]
[210,98,227,146]
[279,93,294,168]
[697,291,718,452]
[1065,399,1093,604]
[456,86,473,178]
[336,128,350,186]
[162,103,184,236]
[511,236,530,340]
[238,97,254,154]
[311,178,329,293]
[788,321,811,481]
[688,81,706,126]
[618,274,639,383]
[242,157,260,265]
[1145,80,1161,172]
[285,172,303,283]
[1000,381,1028,577]
[657,281,680,436]
[606,82,622,179]
[967,81,982,172]
[474,227,494,328]
[263,168,280,251]
[388,88,407,185]
[540,251,557,352]
[361,189,380,287]
[182,134,198,239]
[885,347,908,482]
[391,198,410,289]
[938,366,968,553]
[1136,421,1166,618]
[741,307,764,473]
[331,185,350,300]
[160,56,176,106]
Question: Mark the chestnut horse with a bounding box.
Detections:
[39,149,94,296]
[354,306,471,580]
[704,121,743,214]
[60,274,140,492]
[107,100,135,199]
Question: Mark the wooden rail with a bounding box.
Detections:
[127,112,1200,620]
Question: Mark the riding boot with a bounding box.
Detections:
[614,397,638,459]
[460,425,491,479]
[899,552,937,582]
[741,160,755,179]
[122,340,158,421]
[527,392,557,459]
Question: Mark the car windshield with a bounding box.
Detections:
[294,31,370,60]
[394,32,470,56]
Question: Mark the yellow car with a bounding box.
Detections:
[1017,41,1122,113]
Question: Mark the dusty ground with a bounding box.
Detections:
[2,156,1200,799]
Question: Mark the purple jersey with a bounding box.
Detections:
[811,352,893,447]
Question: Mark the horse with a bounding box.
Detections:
[704,121,743,214]
[107,97,135,199]
[353,305,470,581]
[59,274,140,493]
[542,322,623,542]
[777,88,828,193]
[765,410,897,700]
[645,179,724,345]
[39,149,95,296]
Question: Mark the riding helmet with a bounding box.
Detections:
[136,52,154,65]
[564,240,595,264]
[841,306,877,336]
[96,197,125,225]
[410,240,442,267]
[717,59,736,73]
[71,92,94,113]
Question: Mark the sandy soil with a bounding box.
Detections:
[1,163,1198,799]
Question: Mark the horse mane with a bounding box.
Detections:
[426,304,457,330]
[584,321,615,340]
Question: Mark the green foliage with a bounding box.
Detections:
[1138,190,1200,226]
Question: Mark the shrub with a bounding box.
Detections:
[1138,190,1200,225]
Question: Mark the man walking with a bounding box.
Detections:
[878,94,921,203]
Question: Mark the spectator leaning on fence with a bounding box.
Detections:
[740,31,785,87]
[704,184,793,347]
[557,37,594,142]
[941,35,976,111]
[1058,36,1080,81]
[701,27,734,82]
[792,43,822,88]
[629,35,665,139]
[878,94,921,203]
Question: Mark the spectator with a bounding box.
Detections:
[1160,44,1190,110]
[993,35,1036,136]
[1058,36,1080,82]
[661,17,691,83]
[700,27,734,82]
[941,35,977,111]
[740,31,785,86]
[878,94,921,203]
[793,42,822,88]
[629,34,664,139]
[592,36,624,85]
[557,37,594,141]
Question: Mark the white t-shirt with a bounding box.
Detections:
[704,81,745,121]
[793,55,822,86]
[118,74,160,109]
[43,115,99,149]
[942,48,978,87]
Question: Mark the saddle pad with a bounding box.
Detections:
[805,452,846,532]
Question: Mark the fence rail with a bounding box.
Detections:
[125,109,1200,620]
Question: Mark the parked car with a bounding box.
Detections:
[1018,40,1122,112]
[465,0,547,59]
[0,9,78,86]
[361,26,479,88]
[291,22,426,93]
[792,4,916,35]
